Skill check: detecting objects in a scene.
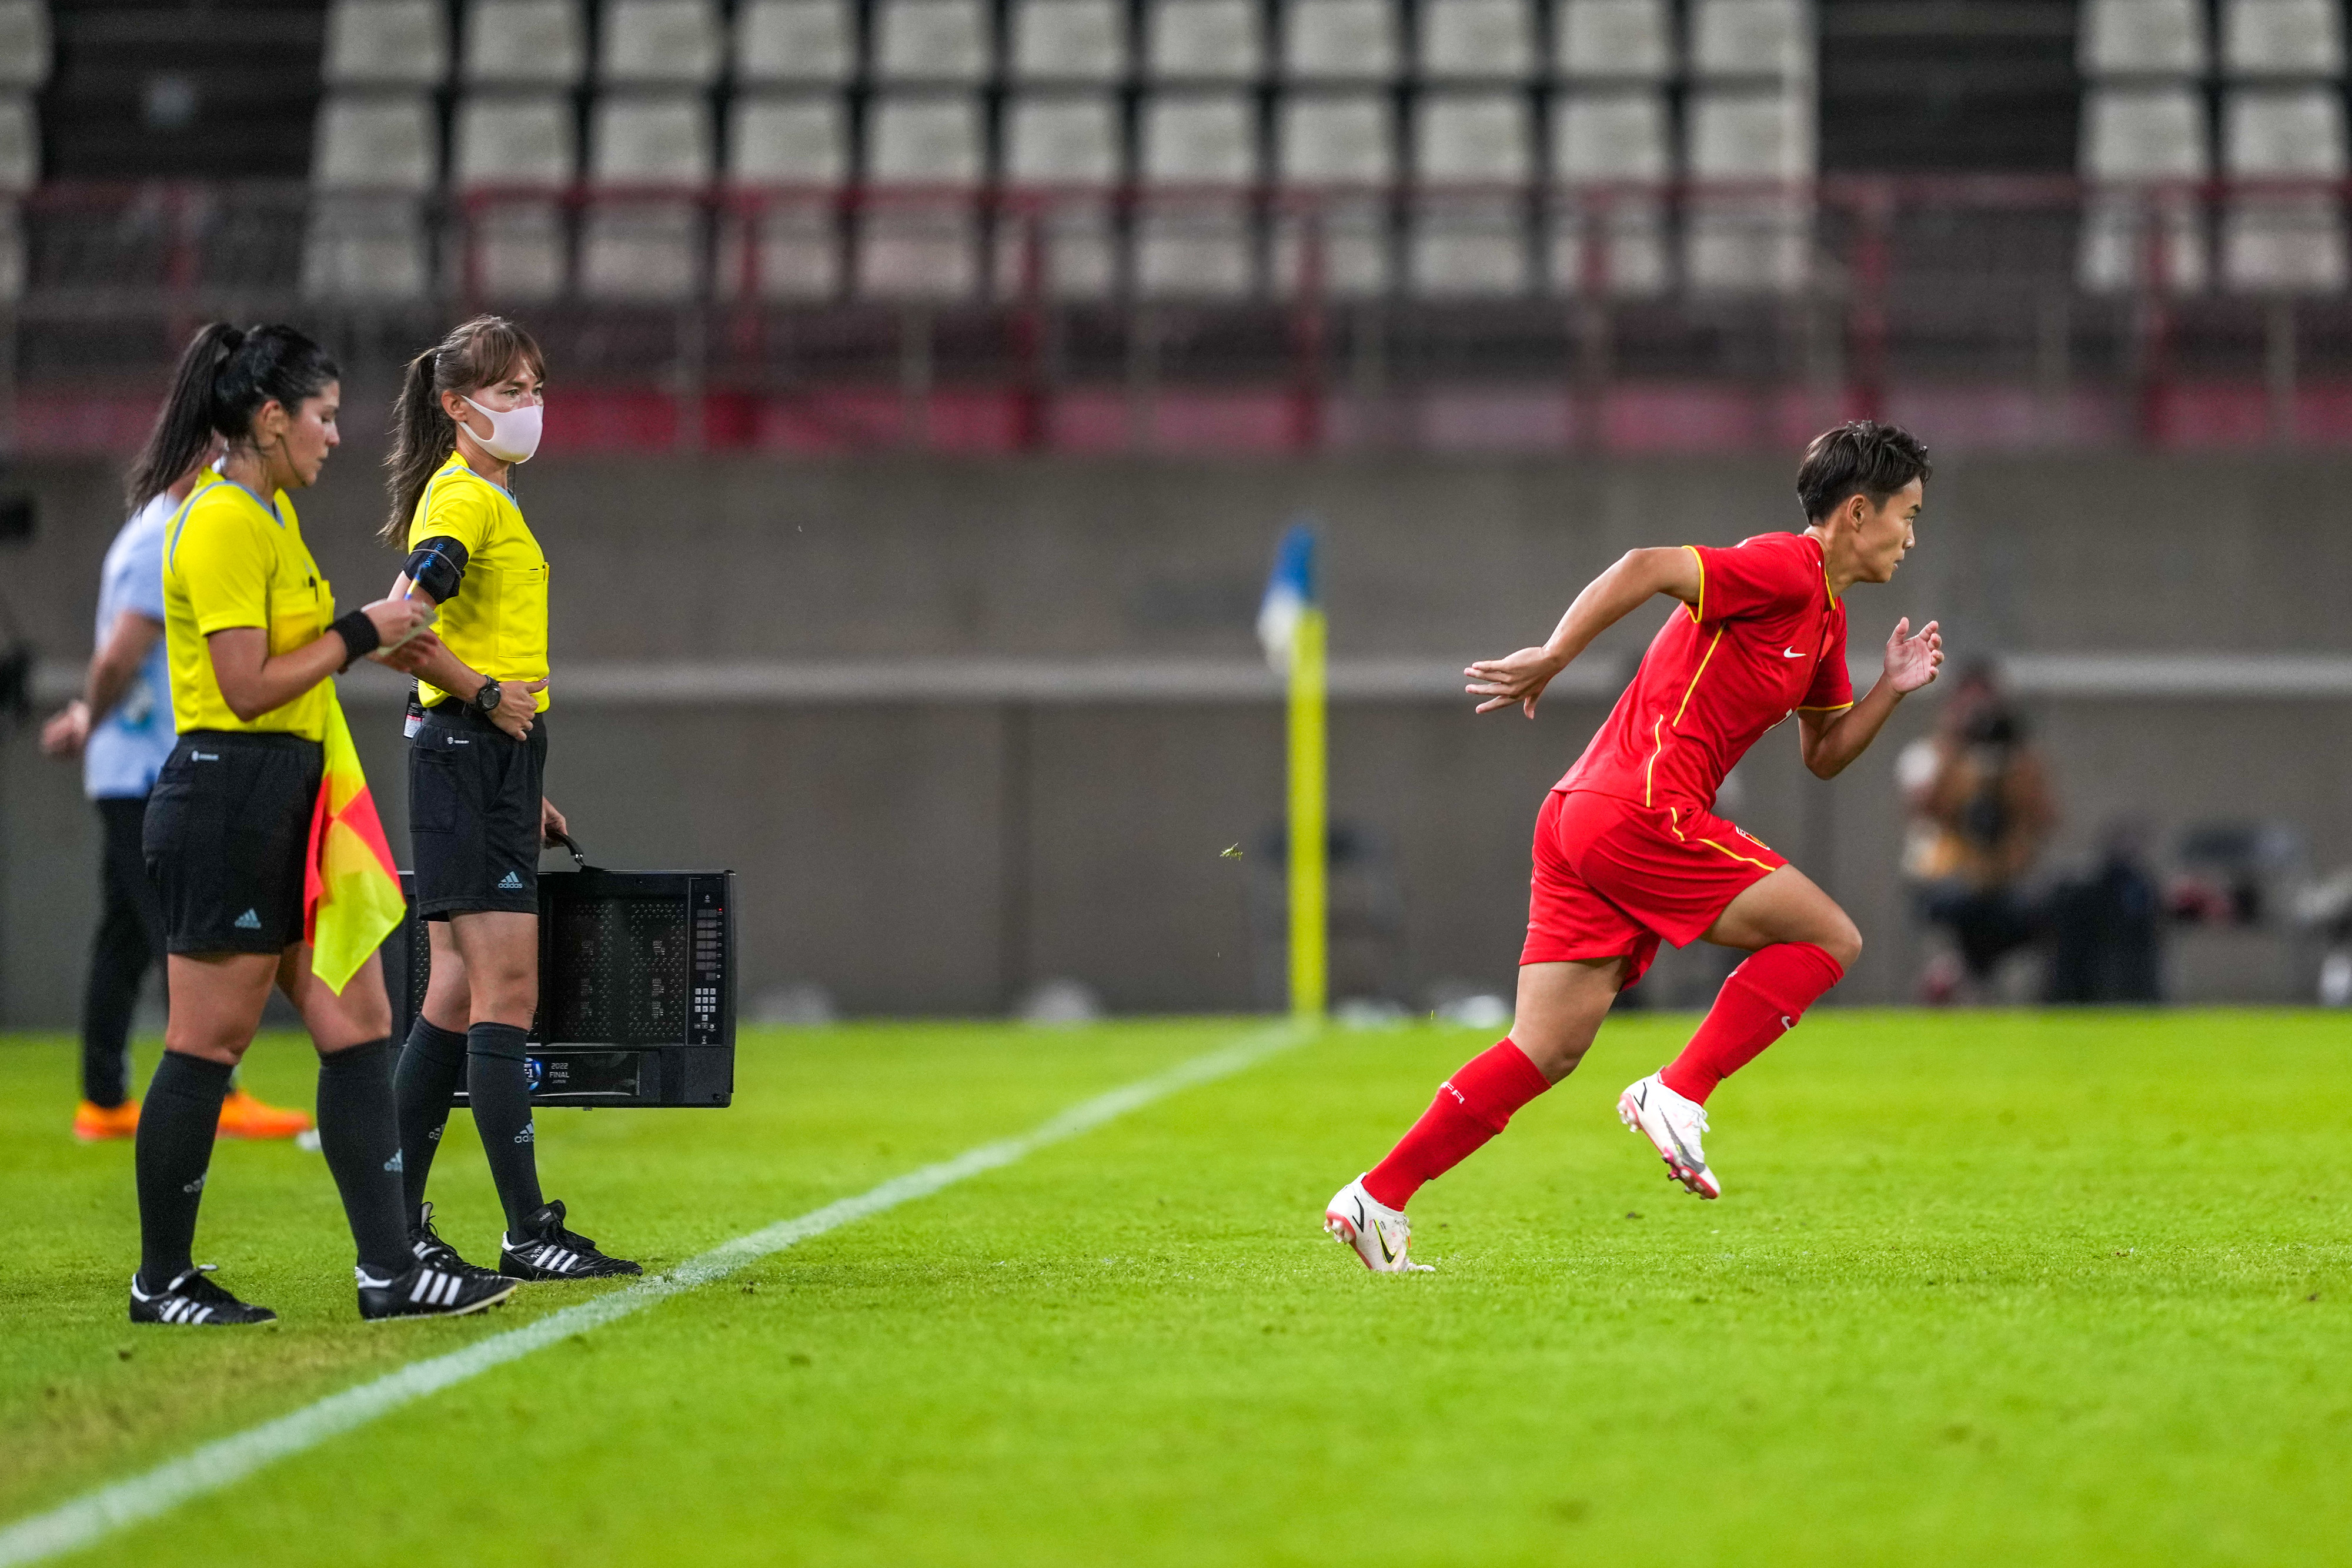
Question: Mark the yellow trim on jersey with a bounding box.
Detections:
[406,452,551,711]
[1644,627,1726,808]
[161,477,335,741]
[1682,543,1706,624]
[1795,701,1855,713]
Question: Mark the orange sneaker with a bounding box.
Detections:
[74,1099,141,1141]
[217,1088,315,1141]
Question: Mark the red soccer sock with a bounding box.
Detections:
[1361,1040,1552,1211]
[1659,942,1846,1105]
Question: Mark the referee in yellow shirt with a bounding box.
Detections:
[130,322,514,1325]
[380,315,639,1282]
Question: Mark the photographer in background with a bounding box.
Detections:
[1896,663,2056,1002]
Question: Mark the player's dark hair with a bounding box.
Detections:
[382,315,546,543]
[1795,421,1932,523]
[126,322,340,509]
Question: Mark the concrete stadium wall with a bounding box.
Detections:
[4,443,2348,1023]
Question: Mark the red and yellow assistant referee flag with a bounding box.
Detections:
[303,696,406,993]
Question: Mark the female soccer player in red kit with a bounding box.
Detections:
[1327,422,1944,1272]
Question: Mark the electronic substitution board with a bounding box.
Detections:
[385,867,736,1108]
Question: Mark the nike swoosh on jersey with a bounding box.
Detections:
[1782,647,1805,658]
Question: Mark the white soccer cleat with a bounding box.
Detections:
[1324,1176,1434,1272]
[1619,1072,1722,1199]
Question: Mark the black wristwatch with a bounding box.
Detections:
[471,678,503,717]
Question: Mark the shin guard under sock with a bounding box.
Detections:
[134,1052,233,1289]
[1660,942,1846,1105]
[1362,1040,1552,1211]
[315,1039,412,1276]
[467,1022,544,1233]
[392,1019,469,1218]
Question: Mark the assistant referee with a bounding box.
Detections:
[129,322,513,1325]
[380,315,639,1282]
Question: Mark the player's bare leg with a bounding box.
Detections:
[1621,865,1862,1198]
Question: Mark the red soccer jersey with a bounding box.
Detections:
[1558,531,1852,813]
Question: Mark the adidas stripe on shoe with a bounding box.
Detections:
[128,1265,277,1326]
[499,1198,642,1281]
[357,1261,520,1320]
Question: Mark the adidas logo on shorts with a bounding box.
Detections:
[232,909,262,930]
[497,871,525,890]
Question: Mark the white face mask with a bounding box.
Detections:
[462,395,543,465]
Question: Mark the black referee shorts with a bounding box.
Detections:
[409,704,548,921]
[143,731,322,955]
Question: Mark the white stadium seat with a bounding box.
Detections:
[599,0,723,85]
[721,94,848,298]
[0,93,36,192]
[0,0,52,89]
[1274,92,1395,296]
[581,95,712,299]
[2079,0,2207,76]
[1147,0,1263,82]
[2078,86,2210,293]
[873,0,992,83]
[1008,0,1128,82]
[1689,0,1812,80]
[323,0,448,88]
[1137,90,1259,295]
[1546,89,1668,293]
[1684,86,1813,291]
[2223,87,2347,292]
[1553,0,1672,82]
[1419,0,1535,82]
[1280,0,1397,82]
[997,93,1123,297]
[312,93,440,189]
[1409,92,1532,295]
[464,0,588,86]
[2223,0,2344,77]
[305,96,439,299]
[454,92,579,299]
[860,92,985,297]
[733,0,857,85]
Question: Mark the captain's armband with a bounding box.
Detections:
[405,537,470,603]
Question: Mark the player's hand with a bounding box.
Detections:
[491,677,548,740]
[362,596,433,647]
[369,630,443,673]
[40,700,91,759]
[541,795,569,846]
[1885,617,1943,694]
[1466,647,1567,718]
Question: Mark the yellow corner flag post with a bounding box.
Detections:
[1287,603,1328,1022]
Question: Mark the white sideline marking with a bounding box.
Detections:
[0,1024,1306,1567]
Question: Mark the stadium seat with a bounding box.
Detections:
[1279,0,1397,82]
[1419,0,1536,82]
[859,92,984,297]
[0,91,34,301]
[581,94,713,299]
[303,94,439,299]
[1008,0,1128,82]
[1408,91,1532,296]
[2078,85,2210,293]
[2079,0,2207,77]
[2222,86,2347,292]
[453,92,579,297]
[1546,88,1668,295]
[733,0,856,84]
[873,0,992,83]
[1273,91,1395,296]
[997,92,1122,297]
[1688,0,1813,81]
[1683,86,1814,292]
[0,0,48,89]
[720,93,847,297]
[1146,0,1263,82]
[1135,89,1259,295]
[599,0,723,86]
[463,0,589,85]
[322,0,449,88]
[1553,0,1672,82]
[2222,0,2344,77]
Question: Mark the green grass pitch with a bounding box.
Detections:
[2,1011,2348,1566]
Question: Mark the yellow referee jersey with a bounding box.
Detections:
[161,474,336,741]
[406,452,551,712]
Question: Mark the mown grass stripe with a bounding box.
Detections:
[0,1024,1307,1567]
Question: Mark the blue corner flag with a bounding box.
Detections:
[1257,521,1318,673]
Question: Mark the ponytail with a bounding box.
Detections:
[381,315,546,544]
[126,321,340,510]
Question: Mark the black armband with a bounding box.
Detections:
[404,537,470,604]
[329,610,381,670]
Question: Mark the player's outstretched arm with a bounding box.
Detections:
[1465,547,1703,718]
[1798,617,1943,778]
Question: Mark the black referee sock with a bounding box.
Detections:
[315,1039,412,1278]
[467,1023,544,1235]
[392,1019,469,1218]
[135,1051,233,1290]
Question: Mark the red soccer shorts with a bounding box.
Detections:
[1519,788,1788,987]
